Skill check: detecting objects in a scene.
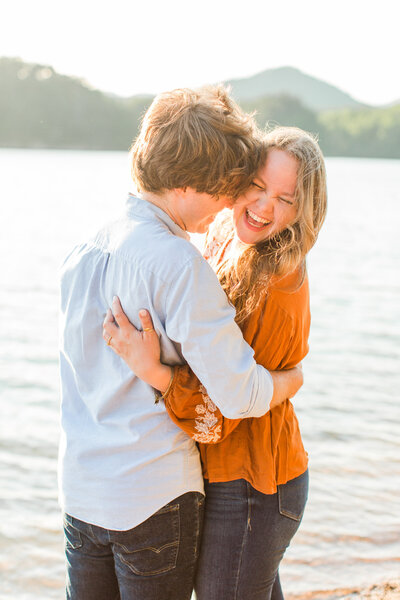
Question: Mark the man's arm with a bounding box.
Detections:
[104,297,303,437]
[163,255,301,418]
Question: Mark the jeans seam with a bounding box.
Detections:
[247,483,252,532]
[233,483,251,600]
[194,495,203,560]
[117,540,179,554]
[87,523,96,542]
[279,506,302,521]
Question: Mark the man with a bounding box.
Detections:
[59,86,302,600]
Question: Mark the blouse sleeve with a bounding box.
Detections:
[164,365,241,444]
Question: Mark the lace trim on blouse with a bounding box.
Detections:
[192,384,222,443]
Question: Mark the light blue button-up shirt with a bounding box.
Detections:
[59,195,273,530]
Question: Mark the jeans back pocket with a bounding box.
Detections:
[115,503,180,576]
[63,514,83,550]
[278,470,309,522]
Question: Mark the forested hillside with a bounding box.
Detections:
[1,58,399,158]
[0,57,151,149]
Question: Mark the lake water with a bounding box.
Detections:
[0,149,399,599]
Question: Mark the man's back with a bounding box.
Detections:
[59,195,205,530]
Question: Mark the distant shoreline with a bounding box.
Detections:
[1,145,400,162]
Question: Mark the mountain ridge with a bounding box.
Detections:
[224,66,365,111]
[1,57,399,158]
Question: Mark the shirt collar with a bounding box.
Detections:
[125,194,190,241]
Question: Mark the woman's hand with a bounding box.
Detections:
[103,297,172,393]
[269,363,303,409]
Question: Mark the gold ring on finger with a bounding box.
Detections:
[107,336,113,346]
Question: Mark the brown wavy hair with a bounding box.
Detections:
[130,86,263,200]
[210,126,328,323]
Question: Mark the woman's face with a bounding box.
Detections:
[233,149,299,245]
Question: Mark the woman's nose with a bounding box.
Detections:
[256,194,274,216]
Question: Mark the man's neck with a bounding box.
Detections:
[139,190,186,231]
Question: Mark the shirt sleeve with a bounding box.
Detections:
[164,255,273,419]
[163,274,311,443]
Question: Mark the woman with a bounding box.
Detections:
[103,126,327,599]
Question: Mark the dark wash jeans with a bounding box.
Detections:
[64,491,204,600]
[194,470,309,600]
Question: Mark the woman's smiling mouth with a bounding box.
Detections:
[245,208,271,230]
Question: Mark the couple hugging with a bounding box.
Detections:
[59,85,327,600]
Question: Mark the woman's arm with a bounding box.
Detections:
[103,297,303,443]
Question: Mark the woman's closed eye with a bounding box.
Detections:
[278,196,294,205]
[251,181,265,191]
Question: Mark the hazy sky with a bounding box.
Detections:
[1,0,399,106]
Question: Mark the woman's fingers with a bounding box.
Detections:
[103,319,117,337]
[103,309,117,335]
[138,309,155,333]
[103,298,156,359]
[103,309,119,344]
[101,300,162,379]
[112,296,138,332]
[103,308,114,326]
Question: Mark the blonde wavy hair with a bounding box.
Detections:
[210,126,328,323]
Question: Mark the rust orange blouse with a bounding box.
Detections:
[164,234,310,495]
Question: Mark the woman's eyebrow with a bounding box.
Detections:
[256,177,295,199]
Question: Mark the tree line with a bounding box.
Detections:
[1,58,399,158]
